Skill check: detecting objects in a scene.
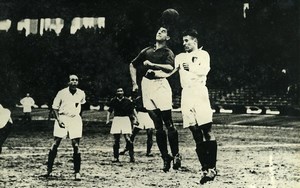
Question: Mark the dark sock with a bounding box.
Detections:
[196,142,208,171]
[73,153,81,173]
[206,141,217,169]
[47,148,57,173]
[167,128,179,156]
[156,129,168,158]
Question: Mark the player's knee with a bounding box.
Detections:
[201,123,213,141]
[189,126,203,144]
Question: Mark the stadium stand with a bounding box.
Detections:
[170,88,294,115]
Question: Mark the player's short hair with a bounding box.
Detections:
[182,29,199,40]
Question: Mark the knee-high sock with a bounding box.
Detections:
[206,140,217,169]
[156,129,168,158]
[196,142,208,171]
[146,130,153,154]
[167,127,179,156]
[128,141,134,159]
[73,153,81,173]
[47,147,57,172]
[113,135,120,159]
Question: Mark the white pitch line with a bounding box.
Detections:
[269,151,276,188]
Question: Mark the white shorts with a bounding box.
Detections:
[181,86,213,128]
[135,112,155,129]
[110,116,132,134]
[141,77,172,111]
[53,115,83,139]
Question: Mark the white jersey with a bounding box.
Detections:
[52,87,86,117]
[20,97,35,112]
[175,47,213,127]
[175,47,210,88]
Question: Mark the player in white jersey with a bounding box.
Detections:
[43,75,86,181]
[20,93,35,122]
[161,29,218,184]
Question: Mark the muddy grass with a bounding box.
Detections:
[1,110,300,187]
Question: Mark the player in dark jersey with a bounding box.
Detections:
[129,26,181,172]
[119,91,155,157]
[106,88,137,163]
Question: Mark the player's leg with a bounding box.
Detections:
[124,134,135,162]
[148,109,172,172]
[113,134,121,162]
[146,128,153,156]
[71,138,81,180]
[0,122,13,154]
[199,123,217,184]
[162,110,181,169]
[120,127,140,155]
[189,125,207,171]
[45,137,62,177]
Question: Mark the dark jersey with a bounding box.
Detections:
[131,45,175,80]
[108,97,134,117]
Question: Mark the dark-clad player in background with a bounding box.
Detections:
[119,91,155,157]
[106,88,137,163]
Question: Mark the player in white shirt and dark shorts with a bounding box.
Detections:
[43,75,86,181]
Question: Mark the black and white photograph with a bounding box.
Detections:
[0,0,299,187]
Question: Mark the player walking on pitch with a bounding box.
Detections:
[129,26,181,172]
[43,75,86,181]
[162,29,218,184]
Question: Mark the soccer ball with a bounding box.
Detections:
[161,8,179,25]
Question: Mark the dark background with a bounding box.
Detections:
[0,0,298,107]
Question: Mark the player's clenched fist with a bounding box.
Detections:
[182,63,189,71]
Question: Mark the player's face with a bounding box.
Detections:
[156,27,170,42]
[116,88,124,98]
[183,35,197,52]
[69,75,79,88]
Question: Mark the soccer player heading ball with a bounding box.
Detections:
[129,26,181,172]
